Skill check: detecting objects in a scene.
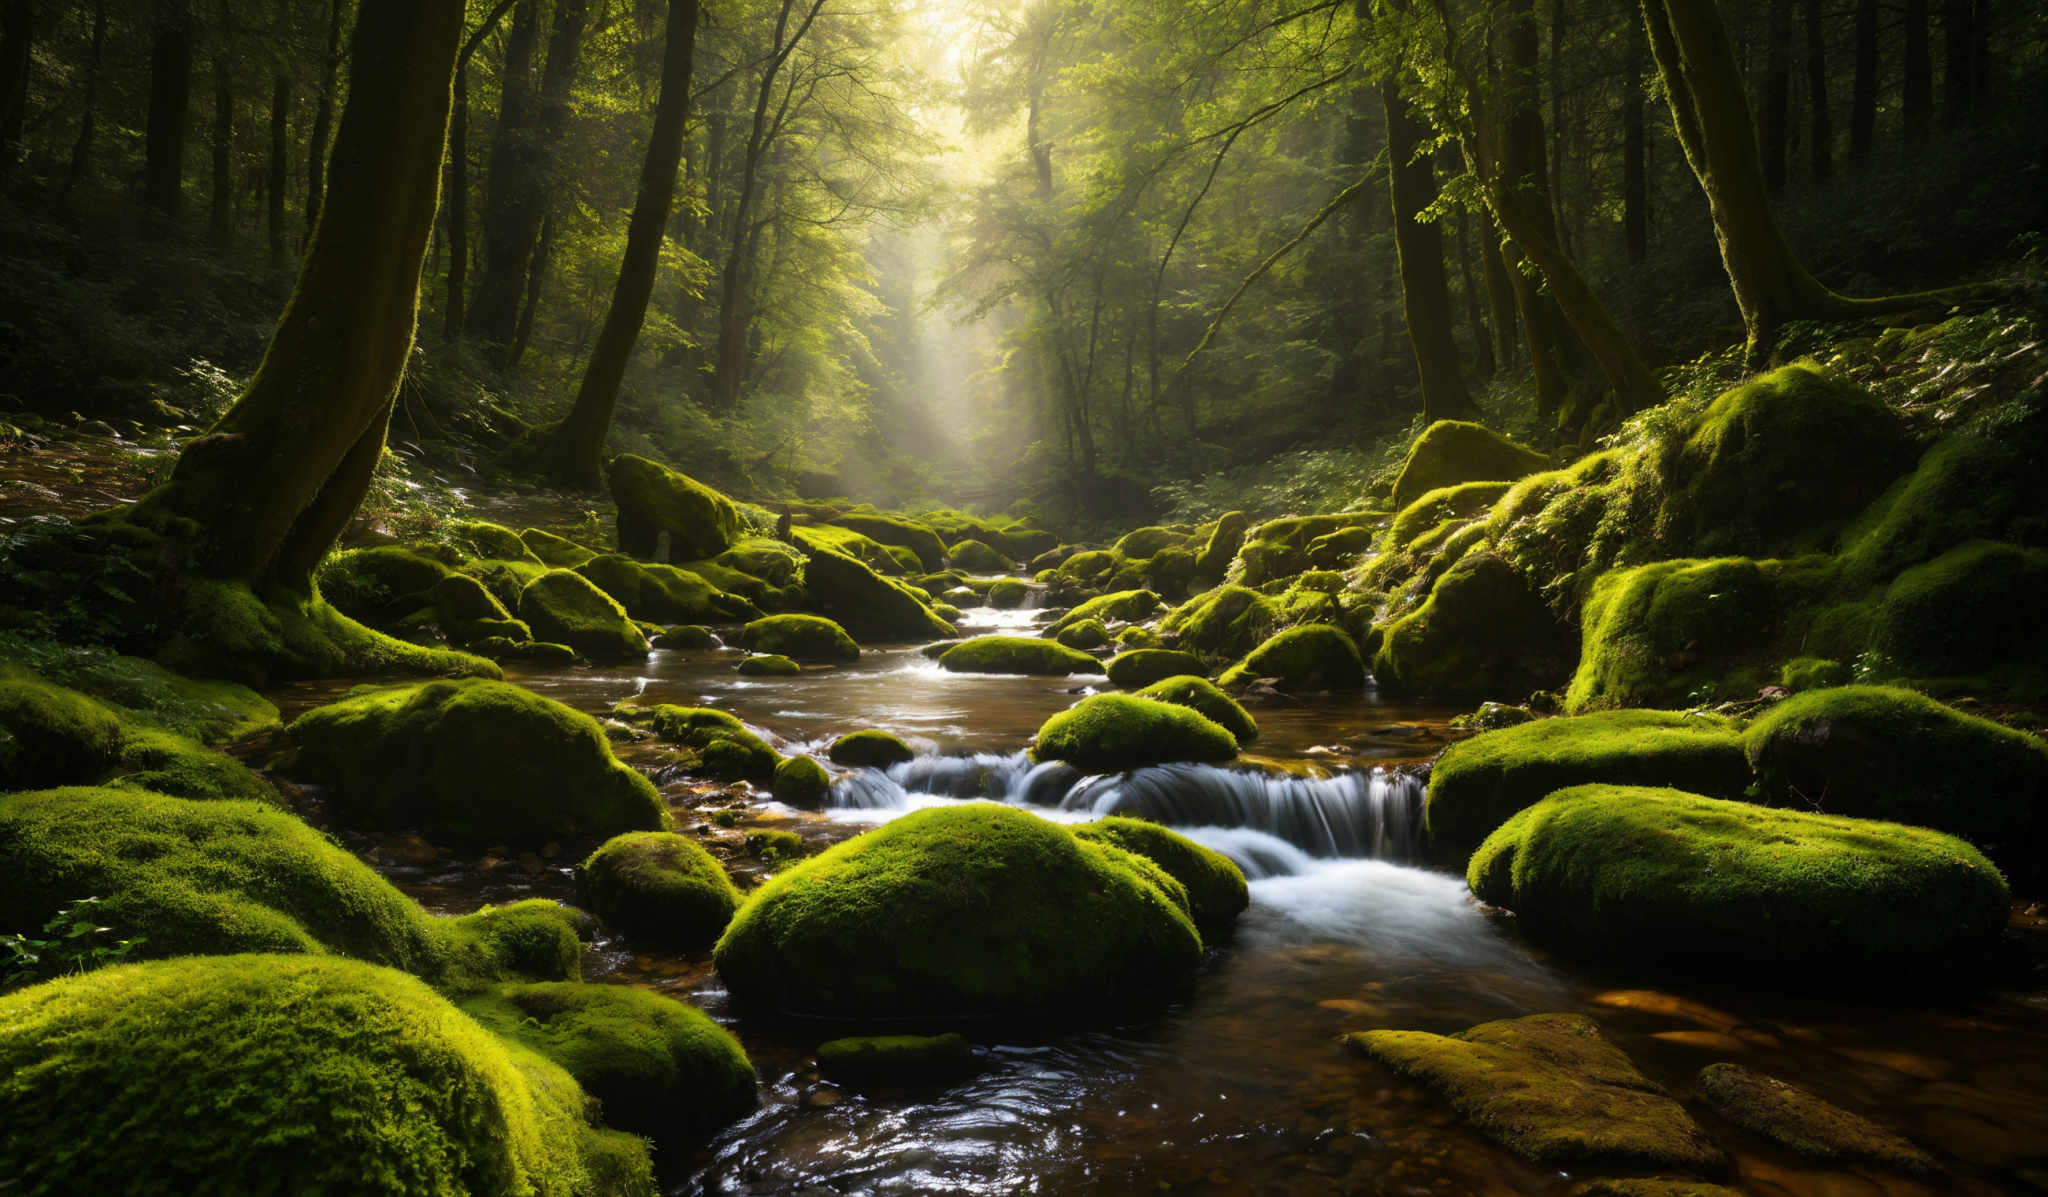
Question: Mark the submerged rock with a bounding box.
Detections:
[577,831,741,951]
[609,453,740,563]
[828,729,915,768]
[1218,624,1365,691]
[938,635,1103,676]
[1391,420,1551,508]
[1345,1012,1720,1170]
[738,613,860,662]
[1033,694,1238,773]
[1694,1062,1939,1175]
[816,1033,979,1084]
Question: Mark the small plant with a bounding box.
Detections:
[2,898,144,989]
[1852,649,1902,685]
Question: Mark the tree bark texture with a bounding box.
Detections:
[1384,79,1475,420]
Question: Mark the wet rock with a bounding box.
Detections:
[1032,694,1237,773]
[771,755,832,809]
[828,729,915,769]
[578,830,741,951]
[376,834,439,866]
[1695,1062,1940,1176]
[816,1033,979,1084]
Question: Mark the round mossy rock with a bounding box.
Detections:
[986,579,1031,608]
[654,624,716,650]
[1131,675,1258,746]
[1374,551,1575,700]
[828,729,915,768]
[948,539,1011,572]
[713,804,1202,1021]
[772,755,833,809]
[518,569,650,660]
[1391,420,1550,508]
[1218,624,1365,691]
[1033,694,1238,773]
[937,636,1104,676]
[1161,585,1276,658]
[646,705,783,784]
[737,653,801,677]
[800,547,956,641]
[1072,816,1248,936]
[1105,649,1205,689]
[1053,619,1109,650]
[0,678,125,789]
[609,453,740,562]
[737,614,859,662]
[578,832,742,951]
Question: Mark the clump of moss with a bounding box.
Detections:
[437,900,588,989]
[1231,512,1384,585]
[1053,618,1109,650]
[577,832,742,951]
[647,705,782,784]
[655,624,716,650]
[1694,1063,1938,1176]
[1469,785,2010,971]
[283,679,666,849]
[521,527,601,567]
[713,804,1202,1020]
[1779,656,1849,692]
[947,539,1011,572]
[986,579,1031,608]
[1425,711,1750,859]
[938,636,1104,676]
[0,677,122,788]
[737,654,800,677]
[1194,512,1249,578]
[0,955,651,1196]
[1218,624,1364,691]
[1133,675,1257,746]
[793,523,905,574]
[825,514,947,570]
[1871,541,2048,690]
[772,755,833,809]
[1058,548,1118,585]
[108,724,277,805]
[1839,432,2048,586]
[316,546,453,626]
[445,520,543,564]
[1047,589,1161,636]
[1161,585,1277,659]
[1105,648,1205,689]
[1744,686,2048,885]
[609,453,740,562]
[829,729,915,768]
[737,614,859,662]
[1375,550,1576,700]
[1033,694,1237,773]
[1392,421,1551,508]
[0,640,279,744]
[575,555,756,626]
[1072,816,1247,936]
[518,569,649,660]
[1387,481,1514,550]
[800,547,956,641]
[816,1033,978,1084]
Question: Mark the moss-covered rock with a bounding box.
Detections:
[985,579,1031,608]
[1047,589,1161,636]
[1194,511,1249,578]
[1072,816,1248,936]
[1058,548,1118,585]
[938,636,1104,676]
[610,453,740,563]
[1345,1013,1719,1171]
[0,955,654,1197]
[1388,481,1514,550]
[1469,786,2010,970]
[1232,513,1385,585]
[446,520,543,564]
[947,538,1011,572]
[1375,550,1576,700]
[772,755,833,809]
[647,705,782,784]
[828,729,915,768]
[577,831,742,951]
[1744,686,2048,884]
[737,614,859,662]
[801,546,955,641]
[576,555,757,626]
[1840,431,2048,586]
[712,804,1202,1020]
[1053,618,1109,650]
[1871,541,2048,688]
[1105,648,1206,689]
[107,724,277,805]
[1218,624,1365,691]
[1133,675,1258,746]
[1425,711,1750,859]
[825,514,947,571]
[0,641,279,745]
[732,653,796,677]
[521,527,601,567]
[1694,1063,1938,1176]
[654,624,716,650]
[518,569,650,660]
[315,546,453,627]
[1033,694,1237,773]
[816,1033,978,1084]
[1161,585,1277,658]
[284,679,666,849]
[1392,421,1551,508]
[1779,655,1849,692]
[1307,524,1379,569]
[0,677,122,789]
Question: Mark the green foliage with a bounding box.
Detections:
[2,897,143,990]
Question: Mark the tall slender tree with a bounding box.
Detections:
[145,0,195,219]
[1383,78,1475,419]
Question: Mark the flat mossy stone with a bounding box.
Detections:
[1392,420,1551,508]
[1345,1012,1721,1171]
[647,705,782,784]
[521,527,601,567]
[0,955,650,1196]
[1161,585,1276,658]
[737,654,801,677]
[283,679,666,849]
[1375,550,1575,700]
[1033,694,1237,773]
[772,755,832,809]
[1468,786,2011,972]
[1425,711,1750,859]
[1133,675,1258,746]
[1105,649,1204,689]
[609,453,740,562]
[1694,1062,1939,1176]
[1744,685,2048,884]
[1072,816,1248,936]
[938,636,1104,676]
[712,804,1202,1021]
[801,547,955,641]
[578,832,741,951]
[816,1033,978,1084]
[737,614,859,662]
[1053,618,1109,650]
[518,570,650,660]
[948,538,1010,572]
[1219,624,1365,691]
[828,730,915,768]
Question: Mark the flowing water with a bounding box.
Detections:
[278,593,2048,1197]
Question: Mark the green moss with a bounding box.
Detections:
[1344,1013,1720,1171]
[1840,432,2048,585]
[938,636,1104,676]
[647,705,782,784]
[1485,449,1624,605]
[1105,648,1205,689]
[465,558,550,611]
[0,677,122,788]
[712,804,1202,1020]
[0,640,279,744]
[716,535,805,586]
[795,523,904,573]
[1872,541,2048,689]
[1111,526,1192,559]
[1033,694,1237,773]
[1194,511,1249,577]
[1218,624,1365,691]
[1053,618,1109,650]
[737,614,859,662]
[1058,549,1119,584]
[948,538,1011,572]
[0,955,652,1197]
[816,1033,978,1083]
[161,578,497,686]
[109,725,276,804]
[576,555,757,626]
[517,570,649,660]
[1307,524,1380,569]
[1694,1062,1938,1176]
[737,654,801,677]
[609,453,740,562]
[1161,585,1277,658]
[1117,626,1163,650]
[437,900,587,990]
[521,527,601,567]
[1072,816,1248,936]
[1744,686,2048,885]
[829,729,915,768]
[429,570,513,627]
[1425,711,1749,858]
[316,546,452,626]
[801,547,955,641]
[1232,512,1384,585]
[577,832,742,951]
[1133,675,1258,746]
[1375,550,1575,700]
[1468,785,2010,970]
[284,679,666,849]
[1392,421,1551,508]
[446,520,543,564]
[825,515,947,570]
[986,579,1031,608]
[1388,481,1514,550]
[461,981,755,1143]
[1779,656,1849,691]
[772,755,833,809]
[1048,589,1161,635]
[655,624,715,650]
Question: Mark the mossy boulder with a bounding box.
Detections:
[1072,816,1248,936]
[609,453,740,563]
[737,614,859,662]
[107,724,277,805]
[1218,624,1365,691]
[1871,541,2048,688]
[938,636,1104,676]
[1161,585,1276,658]
[1345,1013,1720,1171]
[772,755,833,809]
[1133,675,1257,746]
[518,569,650,660]
[948,538,1011,572]
[986,579,1031,608]
[521,527,601,567]
[315,546,452,626]
[1779,655,1849,692]
[1047,589,1161,635]
[737,653,800,677]
[0,677,122,788]
[1425,711,1750,859]
[446,520,542,564]
[577,832,742,952]
[827,514,947,570]
[1053,618,1109,650]
[1105,648,1206,689]
[647,705,782,784]
[712,804,1202,1020]
[0,644,278,745]
[828,729,915,768]
[1744,686,2048,884]
[1468,786,2011,971]
[1232,513,1384,585]
[655,624,716,650]
[1694,1063,1938,1176]
[0,955,650,1196]
[575,555,756,626]
[1840,431,2048,586]
[1392,420,1551,508]
[1375,550,1575,699]
[1194,511,1249,577]
[801,547,955,641]
[1058,548,1118,584]
[284,679,666,849]
[1033,694,1237,773]
[816,1033,978,1084]
[1388,481,1514,549]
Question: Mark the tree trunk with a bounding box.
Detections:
[1384,79,1474,420]
[1500,235,1569,417]
[209,62,232,245]
[1479,219,1520,367]
[304,0,343,233]
[443,0,518,343]
[1941,0,1973,123]
[507,211,552,368]
[1760,0,1792,194]
[1804,0,1831,180]
[268,70,289,259]
[145,0,194,220]
[130,0,464,595]
[1903,0,1932,141]
[63,0,108,194]
[545,0,700,490]
[1454,209,1496,379]
[1848,0,1876,162]
[1624,0,1648,261]
[0,0,32,184]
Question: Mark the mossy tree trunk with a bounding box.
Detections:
[544,0,700,491]
[1384,79,1476,421]
[442,0,518,343]
[144,0,193,220]
[128,0,464,596]
[303,0,343,233]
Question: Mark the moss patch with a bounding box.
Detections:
[609,454,740,562]
[577,832,742,952]
[575,555,756,626]
[1133,675,1258,746]
[1694,1063,1938,1176]
[948,539,1011,572]
[737,653,800,677]
[518,569,649,660]
[816,1033,978,1084]
[1376,550,1575,700]
[1871,541,2048,690]
[772,755,833,809]
[1218,624,1365,691]
[829,730,915,768]
[738,614,859,662]
[522,527,601,567]
[1072,816,1248,936]
[647,705,782,784]
[938,636,1104,676]
[1392,421,1551,508]
[1388,481,1514,550]
[1054,618,1109,650]
[1033,694,1237,773]
[1048,589,1161,636]
[1161,585,1278,659]
[827,515,947,571]
[1105,649,1206,689]
[801,547,955,641]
